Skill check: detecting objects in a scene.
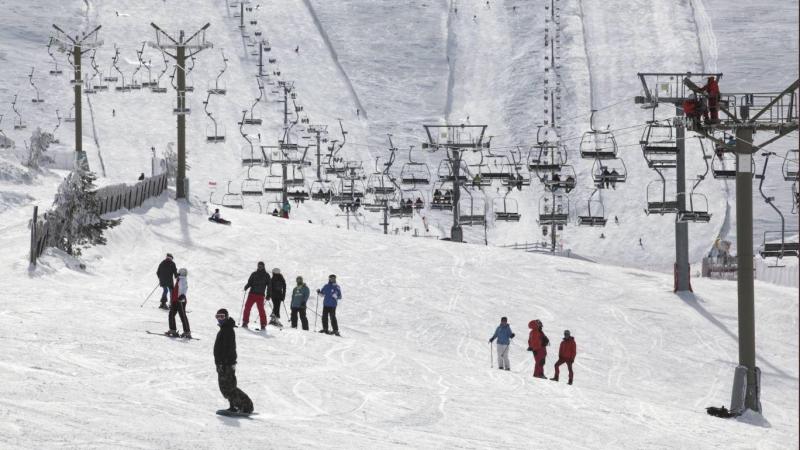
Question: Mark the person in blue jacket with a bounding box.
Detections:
[317,274,342,336]
[489,317,515,370]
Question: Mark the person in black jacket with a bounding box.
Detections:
[214,309,253,413]
[269,268,287,323]
[156,253,178,310]
[242,262,270,329]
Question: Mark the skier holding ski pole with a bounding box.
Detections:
[489,317,515,370]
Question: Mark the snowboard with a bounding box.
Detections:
[146,330,200,340]
[208,218,231,225]
[216,409,257,417]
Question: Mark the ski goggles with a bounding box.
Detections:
[215,313,227,321]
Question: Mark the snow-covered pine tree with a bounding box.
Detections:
[24,127,54,170]
[46,169,120,256]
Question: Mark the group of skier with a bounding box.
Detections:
[153,253,344,414]
[489,317,577,385]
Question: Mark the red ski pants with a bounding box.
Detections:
[242,293,267,327]
[554,358,574,383]
[533,350,547,377]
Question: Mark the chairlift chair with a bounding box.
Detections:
[262,165,284,193]
[538,194,569,225]
[435,159,468,183]
[677,138,712,223]
[493,196,521,222]
[541,165,577,193]
[400,148,431,185]
[285,165,306,187]
[640,119,678,155]
[481,153,514,180]
[241,167,264,196]
[580,111,618,160]
[591,158,627,189]
[577,189,607,226]
[711,151,737,179]
[756,152,799,259]
[528,143,567,171]
[310,179,333,201]
[783,149,798,181]
[430,182,455,211]
[221,181,244,209]
[644,179,679,215]
[458,189,486,226]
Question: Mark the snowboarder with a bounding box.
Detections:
[317,274,342,336]
[242,262,270,330]
[489,317,515,370]
[214,308,254,414]
[166,268,191,338]
[209,208,231,225]
[527,319,549,378]
[700,76,720,124]
[269,267,286,325]
[290,276,310,330]
[281,200,291,219]
[156,253,178,310]
[294,45,299,53]
[614,215,619,225]
[551,330,576,385]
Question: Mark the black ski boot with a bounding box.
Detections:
[159,301,169,310]
[165,330,179,337]
[180,332,192,339]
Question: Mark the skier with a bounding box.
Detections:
[156,253,178,310]
[700,76,720,124]
[166,268,191,338]
[138,173,145,181]
[242,262,270,330]
[214,308,254,414]
[317,274,342,336]
[551,330,577,385]
[294,45,299,53]
[489,317,515,370]
[269,267,287,326]
[281,200,291,219]
[614,215,619,225]
[209,208,231,225]
[290,276,310,330]
[527,319,549,378]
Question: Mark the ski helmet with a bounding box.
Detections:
[216,308,229,320]
[178,268,187,276]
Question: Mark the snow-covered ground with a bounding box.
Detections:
[0,0,797,447]
[0,195,797,448]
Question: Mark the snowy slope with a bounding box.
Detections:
[0,194,798,448]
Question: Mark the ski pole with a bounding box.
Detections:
[314,292,321,331]
[282,299,290,320]
[490,343,493,369]
[140,283,160,308]
[239,291,247,326]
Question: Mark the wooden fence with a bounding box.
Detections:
[29,173,169,265]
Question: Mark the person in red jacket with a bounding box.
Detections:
[700,76,720,124]
[551,330,576,385]
[527,319,549,378]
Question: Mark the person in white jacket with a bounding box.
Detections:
[166,268,191,338]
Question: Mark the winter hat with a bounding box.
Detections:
[272,268,281,274]
[257,261,265,268]
[178,268,187,276]
[166,253,174,259]
[296,276,303,283]
[564,330,571,337]
[500,317,508,323]
[328,274,336,280]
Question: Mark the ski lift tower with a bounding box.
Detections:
[634,72,723,293]
[637,72,800,415]
[50,24,103,170]
[422,124,488,243]
[150,23,212,199]
[307,124,328,181]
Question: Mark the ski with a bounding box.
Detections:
[216,409,257,417]
[146,330,199,340]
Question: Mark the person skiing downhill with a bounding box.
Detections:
[269,268,286,326]
[242,262,270,330]
[551,330,577,385]
[156,253,178,310]
[489,317,515,370]
[317,274,342,336]
[290,276,310,330]
[527,319,549,378]
[214,308,254,414]
[166,268,191,338]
